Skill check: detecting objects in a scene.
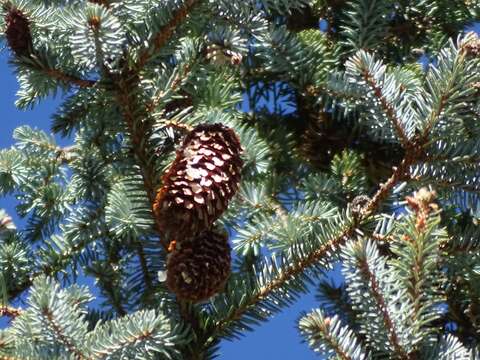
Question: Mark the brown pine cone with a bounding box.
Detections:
[166,230,231,302]
[286,6,319,32]
[4,8,32,57]
[88,0,109,5]
[154,123,243,241]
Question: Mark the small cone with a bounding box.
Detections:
[166,230,231,302]
[4,8,32,57]
[154,123,243,241]
[286,6,319,32]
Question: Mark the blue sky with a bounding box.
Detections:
[0,51,322,358]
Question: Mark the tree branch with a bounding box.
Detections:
[44,68,96,88]
[214,153,417,336]
[136,0,200,69]
[357,257,410,359]
[114,71,169,252]
[303,317,354,360]
[42,309,86,360]
[360,69,411,149]
[0,306,21,318]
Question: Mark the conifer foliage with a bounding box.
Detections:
[0,0,480,359]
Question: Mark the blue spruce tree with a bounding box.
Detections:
[0,0,480,358]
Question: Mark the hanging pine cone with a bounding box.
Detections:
[286,6,319,32]
[166,230,231,302]
[154,123,243,241]
[88,0,109,5]
[4,8,32,57]
[163,91,193,116]
[298,111,342,170]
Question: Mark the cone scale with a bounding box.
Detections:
[154,123,243,242]
[166,230,231,302]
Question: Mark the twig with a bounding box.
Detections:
[43,309,87,360]
[360,68,411,149]
[115,72,170,252]
[0,306,21,318]
[136,0,200,69]
[0,216,13,231]
[357,257,411,359]
[269,197,288,222]
[43,69,96,89]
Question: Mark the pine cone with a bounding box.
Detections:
[298,111,342,170]
[154,123,243,241]
[4,8,32,57]
[286,6,319,32]
[163,91,193,115]
[463,32,480,58]
[88,0,109,5]
[166,230,231,302]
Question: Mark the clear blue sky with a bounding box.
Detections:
[0,51,322,359]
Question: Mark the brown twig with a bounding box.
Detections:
[136,0,200,69]
[357,256,411,359]
[162,120,193,134]
[0,306,21,318]
[44,69,96,89]
[43,309,86,360]
[88,0,110,7]
[0,216,13,231]
[113,74,162,294]
[269,197,288,222]
[360,68,411,149]
[115,72,169,253]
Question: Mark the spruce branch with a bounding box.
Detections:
[214,151,418,337]
[299,311,366,360]
[20,56,96,89]
[359,68,411,149]
[7,207,108,300]
[7,231,100,301]
[147,61,195,115]
[86,309,187,359]
[356,250,410,359]
[419,36,478,140]
[86,256,127,317]
[136,0,201,69]
[362,155,413,215]
[214,230,350,335]
[43,68,96,89]
[114,71,169,252]
[42,308,87,360]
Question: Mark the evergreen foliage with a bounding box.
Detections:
[0,0,480,358]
